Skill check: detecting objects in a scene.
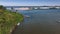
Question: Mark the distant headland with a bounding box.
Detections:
[5,6,60,10]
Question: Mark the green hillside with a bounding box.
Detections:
[0,5,23,34]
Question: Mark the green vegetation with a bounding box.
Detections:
[0,5,23,34]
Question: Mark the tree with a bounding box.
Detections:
[0,5,4,9]
[11,7,14,10]
[0,5,6,10]
[16,10,18,13]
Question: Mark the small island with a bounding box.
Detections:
[0,5,23,34]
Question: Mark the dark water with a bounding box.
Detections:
[12,9,60,34]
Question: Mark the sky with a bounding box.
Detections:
[0,0,60,6]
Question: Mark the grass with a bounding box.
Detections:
[0,9,23,34]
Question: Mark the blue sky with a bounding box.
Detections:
[0,0,60,6]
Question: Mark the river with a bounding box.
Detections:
[12,9,60,34]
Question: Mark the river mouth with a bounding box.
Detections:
[12,9,60,34]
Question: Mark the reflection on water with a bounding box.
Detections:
[12,9,60,34]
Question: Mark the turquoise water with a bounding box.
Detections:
[12,9,60,34]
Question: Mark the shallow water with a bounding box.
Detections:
[12,9,60,34]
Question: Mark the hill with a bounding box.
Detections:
[0,5,23,34]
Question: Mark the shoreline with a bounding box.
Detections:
[0,9,24,34]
